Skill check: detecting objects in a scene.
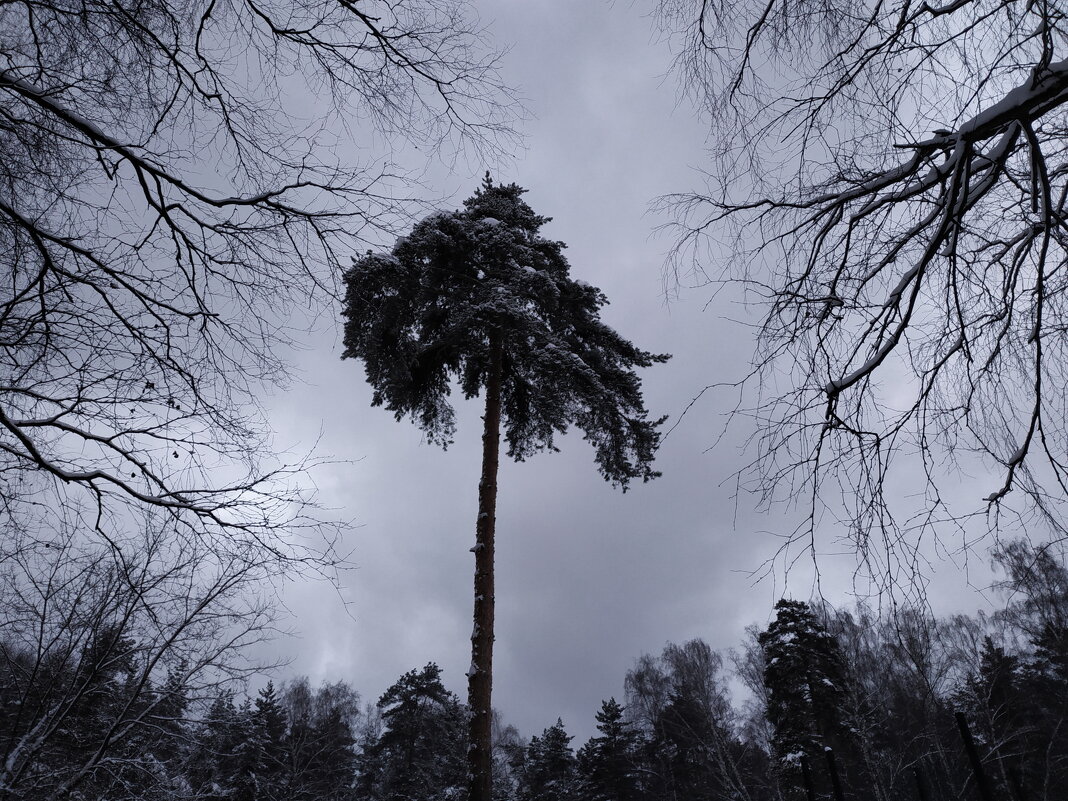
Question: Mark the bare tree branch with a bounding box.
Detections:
[658,0,1068,586]
[0,0,519,559]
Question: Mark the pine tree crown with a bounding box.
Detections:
[341,177,669,488]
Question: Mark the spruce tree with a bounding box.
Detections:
[307,705,359,801]
[518,720,579,801]
[188,692,240,800]
[152,662,190,750]
[577,699,643,801]
[341,176,668,801]
[229,699,259,801]
[758,599,851,800]
[252,682,289,800]
[655,689,730,800]
[957,637,1029,800]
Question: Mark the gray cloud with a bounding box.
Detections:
[263,0,999,743]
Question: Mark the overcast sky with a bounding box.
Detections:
[264,1,1001,743]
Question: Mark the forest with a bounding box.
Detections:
[5,0,1068,800]
[3,537,1065,801]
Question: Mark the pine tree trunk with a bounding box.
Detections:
[468,328,503,801]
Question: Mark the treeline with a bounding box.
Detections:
[3,538,1067,800]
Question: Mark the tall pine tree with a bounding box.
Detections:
[341,176,668,801]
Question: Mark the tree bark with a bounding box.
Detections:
[468,328,503,801]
